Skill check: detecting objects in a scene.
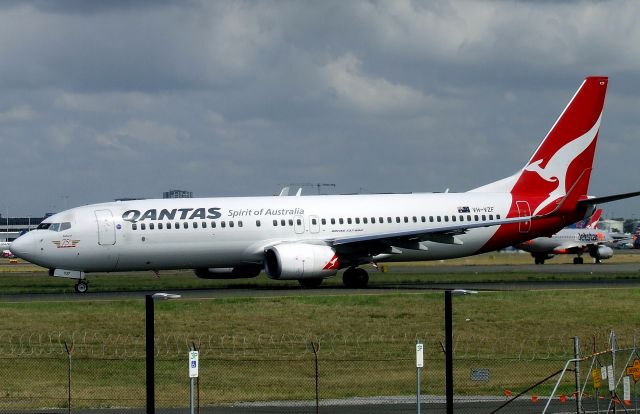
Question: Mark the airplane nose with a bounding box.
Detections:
[10,234,35,260]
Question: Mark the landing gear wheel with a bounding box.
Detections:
[342,267,369,288]
[298,278,323,288]
[74,281,88,293]
[534,257,545,265]
[573,257,584,264]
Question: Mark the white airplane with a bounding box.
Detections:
[10,77,640,292]
[516,209,616,264]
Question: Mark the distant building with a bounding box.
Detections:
[0,214,50,242]
[163,189,193,199]
[599,219,624,233]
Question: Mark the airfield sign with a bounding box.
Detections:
[626,359,640,382]
[189,351,199,378]
[591,368,602,389]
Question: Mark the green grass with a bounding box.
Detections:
[1,252,640,408]
[0,288,639,408]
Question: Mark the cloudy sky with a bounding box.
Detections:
[1,0,639,218]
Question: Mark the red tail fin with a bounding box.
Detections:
[585,209,602,229]
[513,76,607,214]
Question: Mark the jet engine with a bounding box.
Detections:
[264,244,339,280]
[590,245,613,260]
[194,265,262,279]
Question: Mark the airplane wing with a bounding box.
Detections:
[329,216,532,253]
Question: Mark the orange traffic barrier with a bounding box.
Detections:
[559,394,567,403]
[531,395,539,403]
[504,389,512,398]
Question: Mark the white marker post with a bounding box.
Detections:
[416,339,424,414]
[189,349,199,414]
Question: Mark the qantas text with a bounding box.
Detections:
[122,208,222,223]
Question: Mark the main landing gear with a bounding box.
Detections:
[74,280,89,293]
[342,267,369,288]
[573,257,584,264]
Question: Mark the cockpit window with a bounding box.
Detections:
[37,222,72,232]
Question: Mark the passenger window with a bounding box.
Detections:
[482,215,486,221]
[413,216,417,223]
[141,223,146,230]
[474,215,479,221]
[387,217,392,223]
[175,223,180,229]
[288,219,293,226]
[312,218,317,225]
[221,221,226,228]
[211,222,216,228]
[321,219,326,225]
[273,220,278,226]
[158,223,163,230]
[167,223,172,229]
[256,220,261,227]
[132,223,137,230]
[371,217,376,224]
[489,214,493,220]
[429,216,434,222]
[437,216,441,222]
[150,223,155,230]
[229,221,234,228]
[421,216,426,223]
[202,222,207,228]
[281,219,286,226]
[452,216,456,222]
[396,217,400,223]
[379,217,383,223]
[331,218,336,225]
[403,217,408,223]
[183,222,188,229]
[363,217,368,224]
[355,218,360,224]
[444,216,449,222]
[296,219,301,226]
[339,218,344,224]
[193,222,198,229]
[459,215,464,222]
[467,215,472,221]
[496,214,501,220]
[238,221,243,227]
[347,218,352,224]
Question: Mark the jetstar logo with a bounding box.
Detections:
[122,208,222,223]
[322,254,340,271]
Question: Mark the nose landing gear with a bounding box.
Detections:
[74,280,89,293]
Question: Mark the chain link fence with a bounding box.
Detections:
[1,330,637,413]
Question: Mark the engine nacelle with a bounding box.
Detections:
[264,244,339,280]
[590,245,613,260]
[194,265,262,279]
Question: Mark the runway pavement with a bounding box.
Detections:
[1,261,639,302]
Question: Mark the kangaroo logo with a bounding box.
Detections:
[524,115,601,215]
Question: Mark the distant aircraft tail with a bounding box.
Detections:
[585,208,602,229]
[568,208,602,229]
[472,76,608,216]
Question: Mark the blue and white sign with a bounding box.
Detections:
[189,351,199,378]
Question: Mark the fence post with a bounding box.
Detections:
[63,341,74,414]
[311,341,320,414]
[574,336,581,414]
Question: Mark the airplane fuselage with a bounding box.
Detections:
[12,192,572,273]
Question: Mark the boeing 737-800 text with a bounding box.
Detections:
[10,77,640,292]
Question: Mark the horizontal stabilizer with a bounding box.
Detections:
[577,191,640,206]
